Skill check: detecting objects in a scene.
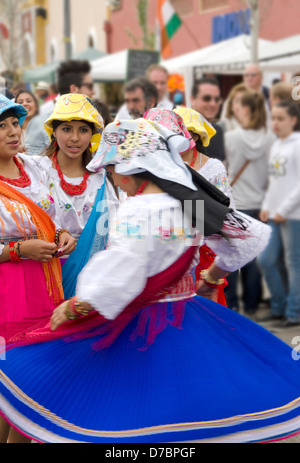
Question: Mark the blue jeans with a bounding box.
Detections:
[257,219,300,322]
[224,209,262,313]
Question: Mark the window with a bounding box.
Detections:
[50,39,58,63]
[170,0,193,16]
[88,28,97,49]
[23,34,33,67]
[109,0,122,11]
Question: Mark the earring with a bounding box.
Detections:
[53,139,58,148]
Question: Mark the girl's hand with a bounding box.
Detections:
[196,280,218,302]
[57,232,77,256]
[20,239,58,262]
[273,212,287,224]
[51,301,69,331]
[259,210,269,222]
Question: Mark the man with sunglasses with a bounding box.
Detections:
[26,60,96,156]
[190,78,225,162]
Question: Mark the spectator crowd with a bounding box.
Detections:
[1,59,300,329]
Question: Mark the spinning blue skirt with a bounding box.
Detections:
[1,294,300,443]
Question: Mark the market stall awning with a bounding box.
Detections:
[90,36,273,84]
[257,35,300,73]
[23,62,58,84]
[161,35,271,75]
[91,50,128,82]
[22,48,107,84]
[178,34,300,74]
[74,47,107,61]
[258,35,300,62]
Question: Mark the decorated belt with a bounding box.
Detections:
[157,274,196,302]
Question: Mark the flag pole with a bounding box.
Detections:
[181,21,202,49]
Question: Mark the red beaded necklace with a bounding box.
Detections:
[136,180,149,195]
[190,146,198,168]
[0,156,31,188]
[52,151,89,196]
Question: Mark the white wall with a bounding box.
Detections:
[46,0,107,63]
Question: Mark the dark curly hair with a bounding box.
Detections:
[57,60,91,95]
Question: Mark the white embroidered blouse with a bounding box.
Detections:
[30,156,119,240]
[76,193,270,320]
[0,154,57,255]
[199,158,235,208]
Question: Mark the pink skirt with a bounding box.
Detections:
[0,260,57,341]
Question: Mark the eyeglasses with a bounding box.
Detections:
[198,95,222,104]
[244,73,260,78]
[80,82,94,90]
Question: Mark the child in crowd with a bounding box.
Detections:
[259,100,300,326]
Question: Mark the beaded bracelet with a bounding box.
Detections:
[65,299,79,320]
[9,241,22,263]
[17,241,24,258]
[200,269,225,288]
[55,228,71,246]
[65,297,90,320]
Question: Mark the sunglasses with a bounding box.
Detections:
[199,95,222,103]
[80,82,94,90]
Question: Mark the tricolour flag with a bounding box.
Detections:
[156,0,182,59]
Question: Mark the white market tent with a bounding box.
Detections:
[91,36,267,83]
[91,50,128,82]
[161,35,271,106]
[192,34,300,74]
[257,34,300,73]
[161,35,270,74]
[90,35,300,104]
[91,36,271,106]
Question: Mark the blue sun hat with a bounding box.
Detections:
[0,93,28,126]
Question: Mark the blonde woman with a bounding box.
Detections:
[224,90,276,314]
[220,83,249,132]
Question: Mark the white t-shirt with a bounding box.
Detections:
[262,133,300,220]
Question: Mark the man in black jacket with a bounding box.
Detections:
[190,78,225,162]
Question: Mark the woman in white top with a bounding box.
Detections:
[0,94,75,444]
[258,100,300,326]
[224,90,276,314]
[15,90,39,153]
[219,83,248,132]
[32,94,119,298]
[2,118,300,444]
[145,107,234,306]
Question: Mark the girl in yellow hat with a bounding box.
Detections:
[35,94,119,297]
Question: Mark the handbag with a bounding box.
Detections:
[230,160,250,187]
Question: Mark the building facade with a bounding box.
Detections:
[106,0,300,58]
[45,0,107,64]
[1,0,108,75]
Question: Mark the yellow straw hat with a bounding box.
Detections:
[173,107,216,147]
[44,94,104,153]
